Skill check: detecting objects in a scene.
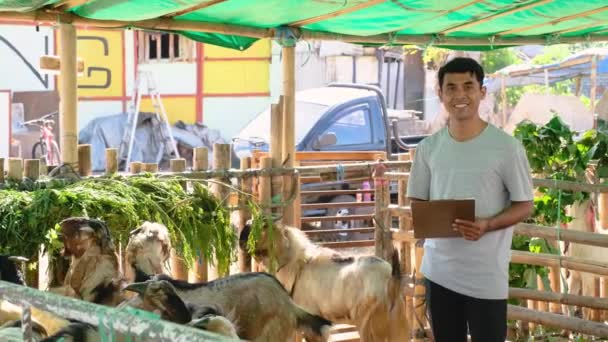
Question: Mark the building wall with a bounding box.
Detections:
[0,22,272,142]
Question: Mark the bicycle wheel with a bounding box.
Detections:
[32,142,48,163]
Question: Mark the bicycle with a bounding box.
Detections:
[23,111,62,166]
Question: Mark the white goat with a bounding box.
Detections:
[125,221,172,282]
[240,222,410,342]
[563,198,607,321]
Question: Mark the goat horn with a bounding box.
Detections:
[8,256,29,263]
[123,282,148,295]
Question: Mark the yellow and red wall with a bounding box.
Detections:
[1,22,272,140]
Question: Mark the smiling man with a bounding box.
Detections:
[406,57,534,342]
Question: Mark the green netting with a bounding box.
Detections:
[68,0,208,21]
[1,0,608,51]
[176,0,348,29]
[179,30,258,50]
[0,0,58,11]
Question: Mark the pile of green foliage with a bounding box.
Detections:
[510,114,608,294]
[0,174,272,275]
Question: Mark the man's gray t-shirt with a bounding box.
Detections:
[406,123,534,300]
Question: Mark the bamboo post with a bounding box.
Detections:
[374,165,391,261]
[59,23,78,170]
[105,148,118,174]
[549,265,562,314]
[575,76,582,96]
[398,153,412,272]
[409,146,427,341]
[8,158,23,181]
[528,299,538,332]
[170,158,189,281]
[23,159,40,181]
[413,240,426,341]
[271,96,284,219]
[190,147,209,283]
[77,144,92,177]
[398,153,413,325]
[39,160,48,176]
[292,163,301,228]
[238,157,253,273]
[210,143,231,279]
[130,162,142,174]
[282,45,296,226]
[142,163,158,173]
[0,158,4,183]
[170,158,187,189]
[537,276,549,313]
[257,157,272,273]
[600,179,608,321]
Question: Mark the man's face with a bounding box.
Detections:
[438,72,486,122]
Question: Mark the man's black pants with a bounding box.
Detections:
[424,278,507,342]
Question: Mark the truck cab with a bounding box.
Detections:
[232,83,427,164]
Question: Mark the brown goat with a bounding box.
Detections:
[240,222,410,342]
[121,279,240,339]
[49,217,124,306]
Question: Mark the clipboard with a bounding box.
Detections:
[411,199,475,238]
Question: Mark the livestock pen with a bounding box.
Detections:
[2,2,608,341]
[2,140,608,341]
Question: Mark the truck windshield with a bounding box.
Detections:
[237,101,328,144]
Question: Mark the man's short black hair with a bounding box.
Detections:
[438,57,484,89]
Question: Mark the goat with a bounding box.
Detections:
[49,217,125,306]
[240,221,410,342]
[0,255,27,285]
[122,279,240,339]
[125,221,172,283]
[0,255,81,339]
[563,198,607,320]
[132,272,332,342]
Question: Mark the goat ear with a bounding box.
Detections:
[129,227,142,237]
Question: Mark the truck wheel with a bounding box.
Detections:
[321,195,373,242]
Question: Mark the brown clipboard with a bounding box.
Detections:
[411,199,475,238]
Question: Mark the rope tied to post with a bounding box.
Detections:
[274,26,300,48]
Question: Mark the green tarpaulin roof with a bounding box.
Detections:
[1,0,608,50]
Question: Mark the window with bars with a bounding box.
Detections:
[137,31,195,63]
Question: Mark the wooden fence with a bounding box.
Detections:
[3,144,608,341]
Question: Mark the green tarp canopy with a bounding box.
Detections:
[1,0,607,51]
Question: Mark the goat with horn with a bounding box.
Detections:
[240,221,411,342]
[49,217,125,306]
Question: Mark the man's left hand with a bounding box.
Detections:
[453,218,491,241]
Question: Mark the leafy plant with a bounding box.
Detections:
[0,174,272,276]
